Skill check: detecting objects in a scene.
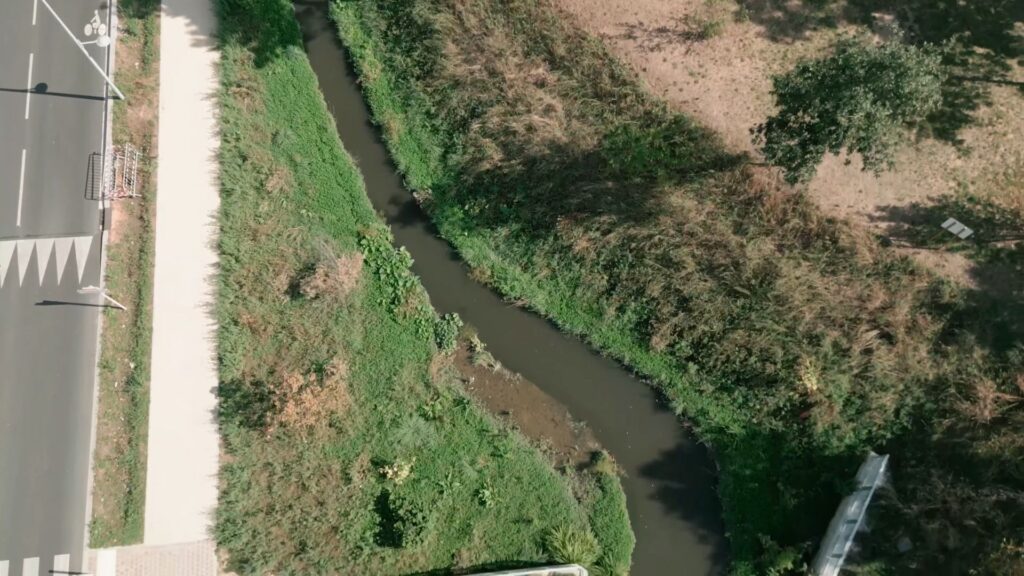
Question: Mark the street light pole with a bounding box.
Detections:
[78,285,128,311]
[38,0,125,100]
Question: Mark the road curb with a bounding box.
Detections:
[83,0,118,554]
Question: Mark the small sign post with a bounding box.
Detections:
[940,217,974,240]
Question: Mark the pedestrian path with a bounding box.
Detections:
[143,0,220,545]
[84,540,217,576]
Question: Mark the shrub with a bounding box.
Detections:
[546,524,601,567]
[434,312,463,353]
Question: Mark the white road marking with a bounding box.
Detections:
[54,236,73,284]
[25,53,33,119]
[33,0,38,25]
[17,149,26,227]
[16,239,34,286]
[0,235,96,288]
[74,235,93,283]
[35,237,53,286]
[53,554,70,573]
[0,559,7,576]
[0,241,13,288]
[95,549,116,576]
[22,557,38,576]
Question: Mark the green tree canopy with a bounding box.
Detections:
[755,38,945,184]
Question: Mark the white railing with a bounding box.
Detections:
[469,565,588,576]
[811,452,890,576]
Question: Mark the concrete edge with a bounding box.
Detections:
[83,0,118,554]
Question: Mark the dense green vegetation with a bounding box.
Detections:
[213,0,631,573]
[755,38,944,184]
[331,0,1023,572]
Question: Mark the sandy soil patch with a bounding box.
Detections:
[553,0,1024,284]
[454,341,601,469]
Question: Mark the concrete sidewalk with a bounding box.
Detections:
[87,540,218,576]
[144,0,220,546]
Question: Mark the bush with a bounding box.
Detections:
[433,312,463,353]
[546,525,601,567]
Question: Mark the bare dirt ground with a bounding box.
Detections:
[454,341,602,469]
[553,0,1024,286]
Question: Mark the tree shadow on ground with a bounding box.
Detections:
[737,0,1023,142]
[737,0,1024,57]
[735,0,855,41]
[871,194,1024,351]
[117,0,160,20]
[440,115,741,242]
[216,0,306,68]
[615,16,715,53]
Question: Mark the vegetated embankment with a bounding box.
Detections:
[213,0,632,573]
[331,0,1024,572]
[89,0,160,547]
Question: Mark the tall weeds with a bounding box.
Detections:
[332,0,1023,571]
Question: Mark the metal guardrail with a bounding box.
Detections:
[468,565,589,576]
[811,452,890,576]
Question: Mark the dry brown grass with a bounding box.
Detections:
[299,252,364,300]
[269,357,352,433]
[553,0,1024,287]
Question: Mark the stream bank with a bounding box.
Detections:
[294,2,729,574]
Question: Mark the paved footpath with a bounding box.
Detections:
[143,0,220,546]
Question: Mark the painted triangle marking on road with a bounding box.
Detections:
[0,240,15,288]
[0,558,8,576]
[16,240,34,287]
[34,238,54,286]
[54,237,73,285]
[73,235,94,284]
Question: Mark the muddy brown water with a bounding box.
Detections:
[295,2,729,574]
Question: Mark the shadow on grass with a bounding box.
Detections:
[439,116,741,242]
[736,0,1022,143]
[872,194,1024,349]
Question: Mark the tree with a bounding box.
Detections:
[754,38,945,184]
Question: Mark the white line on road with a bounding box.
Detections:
[25,52,33,119]
[0,559,7,576]
[17,149,26,227]
[33,0,38,25]
[22,557,38,576]
[53,554,70,573]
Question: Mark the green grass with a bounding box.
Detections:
[88,0,160,547]
[330,0,1023,572]
[213,0,632,573]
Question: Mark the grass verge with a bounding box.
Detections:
[331,0,1023,572]
[88,0,160,547]
[213,0,632,573]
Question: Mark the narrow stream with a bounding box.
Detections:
[295,3,729,574]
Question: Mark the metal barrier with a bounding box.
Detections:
[811,452,890,576]
[469,565,589,576]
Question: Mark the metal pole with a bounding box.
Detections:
[78,285,128,311]
[38,0,125,100]
[99,292,128,311]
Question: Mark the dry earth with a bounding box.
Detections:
[554,0,1024,285]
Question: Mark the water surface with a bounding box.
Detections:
[295,3,729,573]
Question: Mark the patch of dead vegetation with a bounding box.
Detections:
[300,252,365,300]
[269,357,352,433]
[552,0,1024,287]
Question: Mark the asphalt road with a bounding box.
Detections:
[0,0,109,573]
